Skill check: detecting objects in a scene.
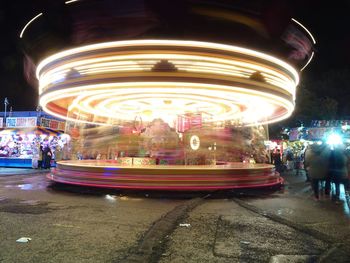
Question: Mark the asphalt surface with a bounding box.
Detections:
[0,168,349,263]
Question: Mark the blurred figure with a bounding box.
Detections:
[55,145,63,164]
[286,149,294,170]
[304,143,331,200]
[38,143,43,169]
[42,145,53,169]
[272,149,283,173]
[294,151,304,176]
[326,146,348,202]
[346,148,350,195]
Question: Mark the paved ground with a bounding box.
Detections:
[0,168,48,176]
[0,168,349,263]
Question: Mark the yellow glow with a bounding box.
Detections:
[39,82,294,126]
[20,13,43,38]
[38,52,297,96]
[37,40,298,126]
[36,40,299,84]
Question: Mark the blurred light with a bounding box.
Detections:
[65,0,79,4]
[291,18,316,44]
[105,194,116,202]
[27,134,36,141]
[20,13,43,38]
[300,51,314,71]
[37,40,298,126]
[17,184,34,190]
[326,133,343,146]
[190,135,200,150]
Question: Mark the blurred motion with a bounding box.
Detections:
[17,0,317,190]
[20,0,315,70]
[64,118,269,165]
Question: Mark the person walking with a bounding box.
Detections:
[304,143,331,200]
[38,144,43,169]
[294,151,303,176]
[327,146,348,202]
[42,145,52,169]
[272,149,283,173]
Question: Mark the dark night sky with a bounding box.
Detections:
[0,0,349,112]
[295,0,350,78]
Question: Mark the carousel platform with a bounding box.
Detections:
[49,160,283,191]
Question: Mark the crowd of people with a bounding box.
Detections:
[304,143,349,202]
[35,143,53,169]
[272,143,350,202]
[271,147,304,174]
[32,136,69,169]
[0,132,69,169]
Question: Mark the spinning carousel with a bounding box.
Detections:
[21,0,315,190]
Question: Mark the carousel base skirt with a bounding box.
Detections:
[49,160,283,191]
[48,160,283,191]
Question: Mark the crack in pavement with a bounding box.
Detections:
[119,195,209,263]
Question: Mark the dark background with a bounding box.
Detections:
[0,0,349,129]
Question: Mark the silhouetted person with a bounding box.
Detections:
[38,144,43,169]
[273,149,282,173]
[304,144,331,200]
[326,146,348,202]
[42,145,52,169]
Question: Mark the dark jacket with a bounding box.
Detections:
[329,147,348,181]
[304,144,331,180]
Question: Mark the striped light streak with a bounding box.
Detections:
[37,40,298,126]
[39,82,294,126]
[36,40,299,83]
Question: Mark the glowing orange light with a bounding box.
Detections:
[37,40,298,126]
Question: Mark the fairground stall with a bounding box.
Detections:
[20,0,315,190]
[288,120,350,153]
[0,111,69,168]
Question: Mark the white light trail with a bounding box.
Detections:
[291,18,316,44]
[20,13,43,39]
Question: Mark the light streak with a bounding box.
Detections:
[36,39,300,84]
[291,18,316,44]
[65,0,79,4]
[19,13,43,38]
[39,82,294,125]
[37,40,298,126]
[300,51,315,71]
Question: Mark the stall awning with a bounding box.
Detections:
[0,126,62,136]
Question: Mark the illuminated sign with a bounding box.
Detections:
[177,113,202,133]
[6,117,37,128]
[40,118,66,131]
